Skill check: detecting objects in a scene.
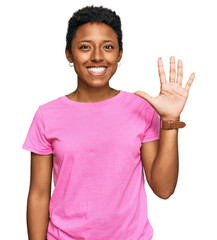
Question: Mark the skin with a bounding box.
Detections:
[27,152,52,240]
[135,57,195,199]
[27,21,195,239]
[65,22,123,102]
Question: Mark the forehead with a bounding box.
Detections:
[73,22,118,42]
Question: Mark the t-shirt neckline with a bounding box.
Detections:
[61,90,125,107]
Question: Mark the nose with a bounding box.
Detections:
[90,47,104,62]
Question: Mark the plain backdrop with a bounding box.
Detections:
[1,0,216,239]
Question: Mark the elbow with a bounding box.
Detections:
[158,192,173,200]
[149,178,177,200]
[152,188,175,200]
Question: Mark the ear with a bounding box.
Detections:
[117,48,123,62]
[65,48,73,63]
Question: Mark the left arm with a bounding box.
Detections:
[141,129,178,199]
[135,56,195,199]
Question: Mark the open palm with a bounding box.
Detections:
[134,56,195,120]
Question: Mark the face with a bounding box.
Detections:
[65,22,123,88]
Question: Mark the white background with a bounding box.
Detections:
[1,0,216,239]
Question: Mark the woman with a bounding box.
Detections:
[22,5,195,240]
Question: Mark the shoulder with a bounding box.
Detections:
[35,95,66,121]
[121,90,151,109]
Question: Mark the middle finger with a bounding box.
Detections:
[169,56,176,83]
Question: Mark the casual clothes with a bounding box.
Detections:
[22,90,160,240]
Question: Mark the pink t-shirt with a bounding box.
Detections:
[22,90,160,240]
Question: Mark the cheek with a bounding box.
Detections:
[73,52,89,64]
[73,55,88,73]
[108,53,121,64]
[110,58,119,69]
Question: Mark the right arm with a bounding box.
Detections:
[27,152,53,240]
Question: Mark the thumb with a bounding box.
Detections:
[133,91,153,103]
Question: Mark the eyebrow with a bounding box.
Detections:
[77,40,114,43]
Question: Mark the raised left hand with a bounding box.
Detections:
[134,56,195,120]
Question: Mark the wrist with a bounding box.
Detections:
[160,116,180,121]
[160,117,186,130]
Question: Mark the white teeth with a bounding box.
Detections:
[88,67,107,73]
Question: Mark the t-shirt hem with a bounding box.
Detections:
[141,135,160,143]
[22,144,53,155]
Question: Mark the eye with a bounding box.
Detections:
[104,45,114,50]
[80,45,91,50]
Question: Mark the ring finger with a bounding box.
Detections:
[177,60,183,86]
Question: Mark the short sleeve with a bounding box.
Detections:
[22,106,53,155]
[141,104,161,143]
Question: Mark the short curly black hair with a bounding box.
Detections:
[66,5,123,53]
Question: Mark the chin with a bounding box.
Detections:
[86,79,110,88]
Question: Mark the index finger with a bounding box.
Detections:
[158,57,167,84]
[184,72,195,92]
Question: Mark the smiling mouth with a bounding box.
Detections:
[86,67,108,76]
